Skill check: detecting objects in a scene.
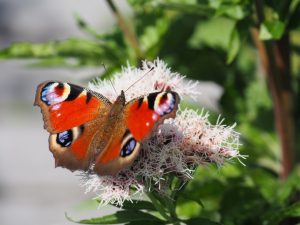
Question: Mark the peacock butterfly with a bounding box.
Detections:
[34,80,180,175]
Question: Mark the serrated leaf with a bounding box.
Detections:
[184,217,221,225]
[259,20,286,40]
[66,210,164,224]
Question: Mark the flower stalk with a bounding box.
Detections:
[105,0,144,60]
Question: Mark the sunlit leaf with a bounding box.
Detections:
[0,39,103,59]
[259,20,286,40]
[215,4,247,20]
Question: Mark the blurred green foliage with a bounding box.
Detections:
[2,0,300,224]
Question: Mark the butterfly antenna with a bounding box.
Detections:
[124,67,154,93]
[102,63,118,95]
[109,79,118,95]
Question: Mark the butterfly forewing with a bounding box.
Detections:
[35,81,112,171]
[125,91,180,141]
[34,81,111,133]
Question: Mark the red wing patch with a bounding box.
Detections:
[125,91,180,142]
[34,81,111,133]
[49,122,101,171]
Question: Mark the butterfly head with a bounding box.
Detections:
[116,90,126,105]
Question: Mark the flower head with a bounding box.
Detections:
[81,59,242,206]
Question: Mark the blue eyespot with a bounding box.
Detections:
[120,138,136,157]
[56,130,73,147]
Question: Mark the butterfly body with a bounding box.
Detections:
[35,81,180,175]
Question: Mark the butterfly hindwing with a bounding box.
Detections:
[34,81,111,133]
[49,121,105,171]
[93,127,142,176]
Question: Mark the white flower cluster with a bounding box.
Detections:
[81,59,242,206]
[89,59,200,102]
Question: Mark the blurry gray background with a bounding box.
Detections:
[0,1,130,225]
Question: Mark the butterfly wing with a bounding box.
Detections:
[93,91,180,175]
[34,81,111,133]
[34,81,112,171]
[125,91,180,141]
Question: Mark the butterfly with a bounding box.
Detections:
[34,81,180,176]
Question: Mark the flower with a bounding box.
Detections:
[80,59,242,206]
[89,59,200,102]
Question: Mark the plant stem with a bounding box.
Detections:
[105,0,144,60]
[252,1,295,179]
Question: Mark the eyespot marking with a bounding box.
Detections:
[154,92,176,116]
[41,82,70,105]
[57,130,73,147]
[120,138,137,157]
[55,126,84,148]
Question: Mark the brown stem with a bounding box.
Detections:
[251,1,295,179]
[274,35,295,178]
[106,0,144,60]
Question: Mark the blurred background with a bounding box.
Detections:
[1,0,300,225]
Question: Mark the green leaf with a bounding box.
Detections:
[227,25,240,64]
[66,210,164,224]
[215,4,247,20]
[220,186,268,224]
[110,200,156,211]
[259,20,286,40]
[275,171,300,204]
[287,0,300,29]
[125,220,166,225]
[74,13,103,39]
[266,202,300,225]
[189,17,235,50]
[0,38,103,59]
[184,217,221,225]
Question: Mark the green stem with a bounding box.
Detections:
[105,0,144,60]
